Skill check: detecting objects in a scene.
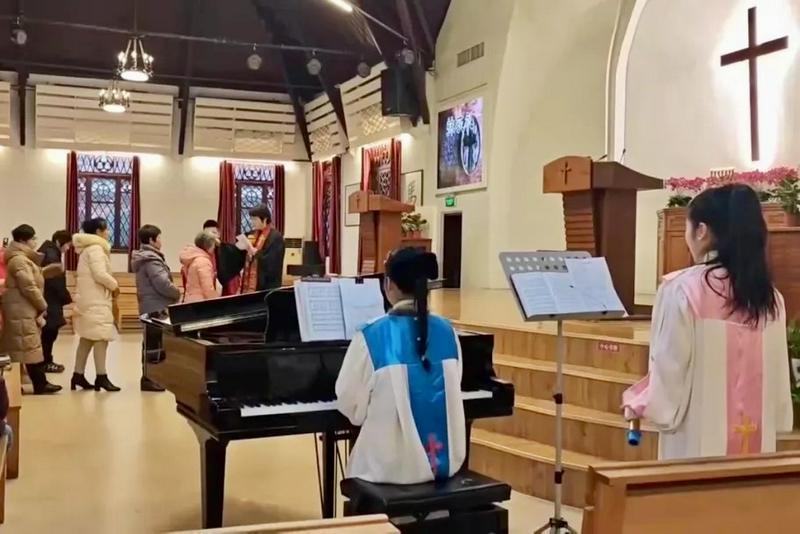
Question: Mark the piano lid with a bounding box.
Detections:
[163,291,271,334]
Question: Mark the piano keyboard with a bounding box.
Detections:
[240,389,494,418]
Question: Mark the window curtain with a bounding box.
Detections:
[390,138,402,201]
[312,161,325,261]
[65,151,79,270]
[329,156,342,274]
[360,139,401,200]
[361,146,372,192]
[217,161,237,243]
[127,156,141,271]
[274,164,285,234]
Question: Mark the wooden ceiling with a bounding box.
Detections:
[0,0,451,100]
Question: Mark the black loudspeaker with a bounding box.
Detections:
[381,66,419,118]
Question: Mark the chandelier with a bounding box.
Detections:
[98,79,130,113]
[117,36,154,82]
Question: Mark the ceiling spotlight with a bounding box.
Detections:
[397,47,416,66]
[326,0,354,13]
[10,17,26,46]
[307,57,322,76]
[247,46,262,71]
[99,79,130,114]
[117,36,154,82]
[356,61,371,78]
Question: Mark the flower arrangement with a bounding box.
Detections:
[665,166,799,208]
[401,212,428,238]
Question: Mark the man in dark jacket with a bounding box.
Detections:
[131,225,181,392]
[241,205,285,292]
[202,219,246,296]
[38,230,73,373]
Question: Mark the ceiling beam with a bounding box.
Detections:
[395,0,430,124]
[16,71,28,147]
[251,1,312,161]
[0,15,357,57]
[411,0,436,58]
[178,0,198,156]
[0,59,323,92]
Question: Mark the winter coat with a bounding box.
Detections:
[179,246,218,304]
[131,245,181,315]
[72,233,118,341]
[0,241,47,363]
[38,240,72,330]
[0,247,6,335]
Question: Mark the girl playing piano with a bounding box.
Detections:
[336,247,465,484]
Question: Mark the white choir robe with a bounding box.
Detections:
[623,265,794,459]
[335,303,466,484]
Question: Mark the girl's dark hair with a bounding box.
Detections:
[52,230,73,247]
[385,247,439,370]
[81,218,108,235]
[11,224,35,242]
[688,184,776,326]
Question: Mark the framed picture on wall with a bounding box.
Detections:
[436,95,486,195]
[344,183,360,227]
[401,170,424,207]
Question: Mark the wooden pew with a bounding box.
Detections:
[171,514,398,533]
[5,364,20,481]
[582,452,800,533]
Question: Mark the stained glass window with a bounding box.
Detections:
[76,154,134,251]
[233,162,275,235]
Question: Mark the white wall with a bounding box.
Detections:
[0,147,311,271]
[624,0,800,297]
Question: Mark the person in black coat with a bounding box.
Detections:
[38,230,73,373]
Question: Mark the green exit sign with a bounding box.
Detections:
[445,196,456,208]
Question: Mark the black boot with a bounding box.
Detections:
[70,373,94,391]
[140,376,165,392]
[27,363,62,395]
[94,374,121,392]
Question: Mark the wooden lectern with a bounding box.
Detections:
[349,191,413,275]
[544,157,662,312]
[582,452,800,533]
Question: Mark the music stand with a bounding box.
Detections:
[499,251,625,534]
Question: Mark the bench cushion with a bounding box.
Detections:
[341,470,510,516]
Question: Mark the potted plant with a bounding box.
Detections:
[773,176,800,227]
[788,323,800,429]
[665,177,705,208]
[401,212,427,239]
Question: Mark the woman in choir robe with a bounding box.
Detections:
[623,184,793,459]
[240,204,285,293]
[336,247,466,484]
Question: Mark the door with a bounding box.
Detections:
[442,213,463,289]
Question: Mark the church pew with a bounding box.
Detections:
[171,514,398,533]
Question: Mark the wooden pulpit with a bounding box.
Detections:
[544,157,662,312]
[349,191,413,275]
[582,452,800,533]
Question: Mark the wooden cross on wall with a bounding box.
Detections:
[720,6,788,161]
[560,161,571,184]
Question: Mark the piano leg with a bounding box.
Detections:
[465,420,474,465]
[190,423,228,529]
[321,431,335,519]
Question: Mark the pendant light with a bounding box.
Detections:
[117,36,154,82]
[98,79,130,113]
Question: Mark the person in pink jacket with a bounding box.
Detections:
[180,232,218,303]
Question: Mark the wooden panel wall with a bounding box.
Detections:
[340,63,401,147]
[304,93,346,161]
[0,81,10,144]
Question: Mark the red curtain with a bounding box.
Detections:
[390,138,402,201]
[127,156,141,272]
[361,147,372,191]
[330,156,342,274]
[274,164,285,234]
[217,161,236,243]
[65,151,79,270]
[312,161,325,261]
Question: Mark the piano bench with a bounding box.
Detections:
[341,470,510,534]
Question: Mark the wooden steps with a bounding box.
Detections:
[476,395,657,462]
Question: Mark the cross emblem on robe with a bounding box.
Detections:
[560,161,571,184]
[720,6,789,161]
[425,433,444,474]
[733,413,758,454]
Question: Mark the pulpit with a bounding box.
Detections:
[544,156,662,312]
[349,191,413,275]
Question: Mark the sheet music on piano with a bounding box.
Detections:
[294,278,385,342]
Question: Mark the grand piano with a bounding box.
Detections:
[143,283,514,528]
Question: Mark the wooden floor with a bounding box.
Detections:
[430,287,800,507]
[4,334,581,534]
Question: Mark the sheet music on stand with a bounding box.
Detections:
[294,277,385,342]
[499,251,626,321]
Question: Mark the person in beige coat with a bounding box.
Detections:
[1,225,62,394]
[71,218,121,392]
